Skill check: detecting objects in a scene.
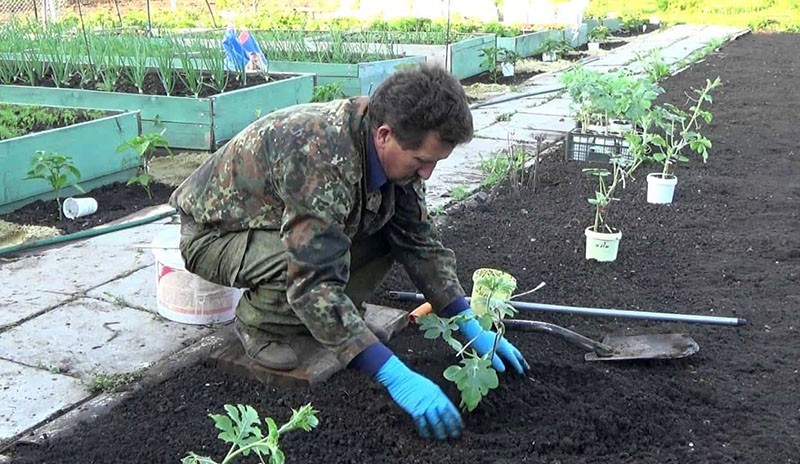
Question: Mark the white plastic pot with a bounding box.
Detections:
[62,197,98,219]
[585,227,622,262]
[646,173,678,204]
[588,42,601,51]
[501,62,515,77]
[542,51,558,62]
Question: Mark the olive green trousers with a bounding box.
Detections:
[179,218,394,339]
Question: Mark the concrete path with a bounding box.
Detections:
[0,23,746,453]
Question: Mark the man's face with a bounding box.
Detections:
[374,125,454,185]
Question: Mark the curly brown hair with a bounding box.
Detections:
[368,63,474,150]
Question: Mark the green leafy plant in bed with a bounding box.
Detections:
[0,104,104,140]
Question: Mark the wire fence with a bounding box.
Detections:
[0,0,67,21]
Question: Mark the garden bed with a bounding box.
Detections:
[7,32,800,463]
[0,108,141,214]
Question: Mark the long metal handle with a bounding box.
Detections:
[504,319,616,356]
[387,291,748,327]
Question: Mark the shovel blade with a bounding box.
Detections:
[584,333,699,361]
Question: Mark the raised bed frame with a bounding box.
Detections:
[0,109,142,214]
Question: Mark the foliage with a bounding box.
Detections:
[479,46,520,83]
[183,403,319,464]
[24,150,84,220]
[633,77,722,177]
[560,66,664,130]
[636,49,673,82]
[0,104,103,140]
[541,37,573,57]
[479,149,527,187]
[450,185,470,201]
[88,373,137,393]
[583,156,631,233]
[116,130,172,198]
[588,25,610,42]
[311,82,346,102]
[418,273,517,411]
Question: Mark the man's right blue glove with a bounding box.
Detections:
[375,355,463,440]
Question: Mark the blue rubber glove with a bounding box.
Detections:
[458,308,530,374]
[375,355,463,440]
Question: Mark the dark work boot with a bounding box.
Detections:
[234,320,299,371]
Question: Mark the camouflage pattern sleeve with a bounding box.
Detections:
[384,178,466,312]
[271,126,379,367]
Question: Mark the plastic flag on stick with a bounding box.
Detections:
[221,25,269,73]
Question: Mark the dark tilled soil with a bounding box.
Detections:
[9,33,800,463]
[0,181,174,234]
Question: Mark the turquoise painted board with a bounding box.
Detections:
[0,74,313,150]
[357,57,426,95]
[563,24,589,48]
[269,57,423,97]
[603,18,622,32]
[0,85,208,123]
[497,31,551,57]
[0,111,142,214]
[213,74,314,145]
[449,34,496,80]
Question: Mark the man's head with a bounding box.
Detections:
[368,64,474,185]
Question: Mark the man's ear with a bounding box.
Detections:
[375,124,392,150]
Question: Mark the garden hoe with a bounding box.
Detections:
[402,300,704,362]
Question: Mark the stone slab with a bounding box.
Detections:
[0,359,89,442]
[0,220,169,328]
[207,305,409,388]
[87,267,158,313]
[427,137,503,208]
[475,114,575,143]
[0,298,211,380]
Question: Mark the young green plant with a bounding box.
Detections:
[583,155,630,234]
[182,403,319,464]
[645,77,722,177]
[116,130,172,198]
[417,273,517,411]
[24,150,84,220]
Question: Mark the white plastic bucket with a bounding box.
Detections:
[63,197,98,219]
[584,227,622,262]
[150,227,241,325]
[646,173,678,204]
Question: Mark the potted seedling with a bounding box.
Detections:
[418,271,517,411]
[541,38,571,62]
[583,155,631,261]
[499,49,521,77]
[587,25,609,51]
[639,77,722,204]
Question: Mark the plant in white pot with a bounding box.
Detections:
[587,25,609,51]
[541,38,572,62]
[582,155,631,262]
[640,76,722,204]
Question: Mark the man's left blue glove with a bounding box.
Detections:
[457,308,530,374]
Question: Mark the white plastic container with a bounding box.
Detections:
[646,173,678,204]
[63,197,98,219]
[150,227,241,325]
[584,227,622,262]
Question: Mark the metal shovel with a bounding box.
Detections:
[407,302,700,362]
[503,319,699,361]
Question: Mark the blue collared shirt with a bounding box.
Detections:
[366,133,388,192]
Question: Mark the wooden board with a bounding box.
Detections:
[206,304,409,388]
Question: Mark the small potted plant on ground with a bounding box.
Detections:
[587,25,609,52]
[499,49,521,77]
[637,77,722,204]
[583,155,630,261]
[541,38,571,62]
